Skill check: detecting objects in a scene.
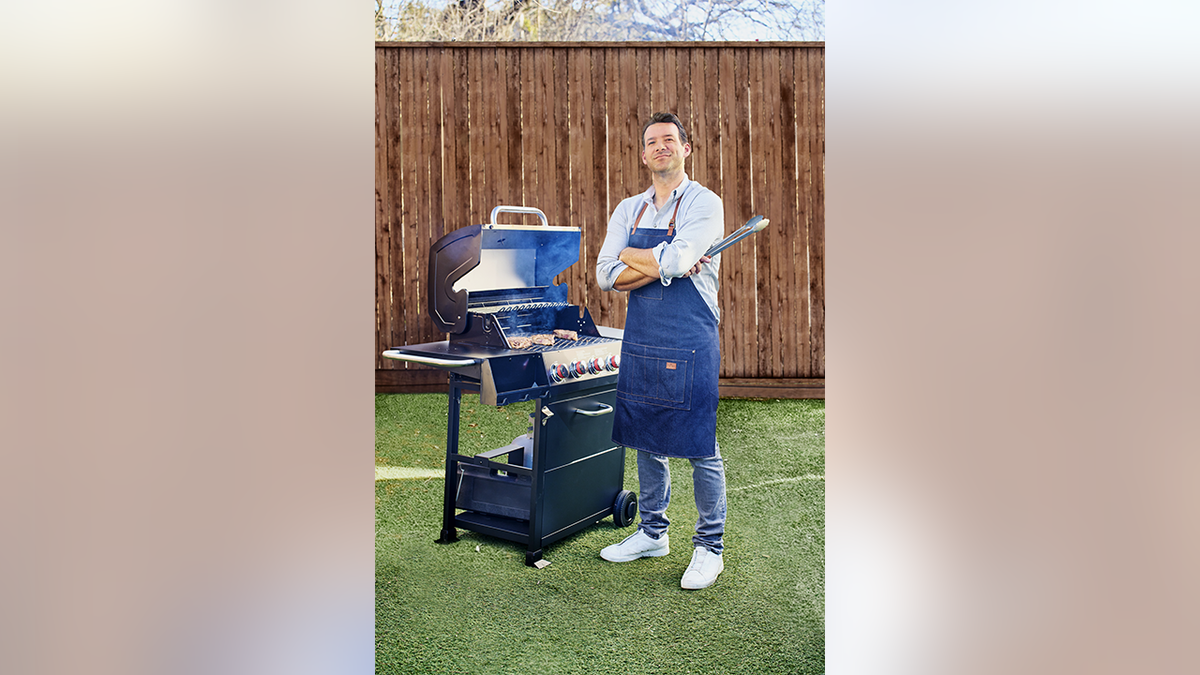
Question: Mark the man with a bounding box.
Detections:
[595,112,727,590]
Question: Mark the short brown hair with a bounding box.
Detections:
[641,112,689,148]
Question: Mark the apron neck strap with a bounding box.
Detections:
[631,202,648,234]
[630,196,683,237]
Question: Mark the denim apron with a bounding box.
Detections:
[612,201,720,459]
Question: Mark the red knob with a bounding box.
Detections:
[572,361,587,377]
[607,355,620,371]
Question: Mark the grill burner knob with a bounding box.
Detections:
[571,361,587,378]
[587,357,603,374]
[549,363,568,383]
[606,355,620,371]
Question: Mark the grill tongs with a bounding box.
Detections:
[704,215,770,258]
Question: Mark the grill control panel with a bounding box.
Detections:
[548,344,620,384]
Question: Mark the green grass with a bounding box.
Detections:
[376,393,824,675]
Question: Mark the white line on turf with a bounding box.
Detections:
[375,466,444,481]
[729,475,824,492]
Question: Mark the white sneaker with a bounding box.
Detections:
[680,546,724,589]
[600,529,670,562]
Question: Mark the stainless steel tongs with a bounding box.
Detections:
[704,215,770,258]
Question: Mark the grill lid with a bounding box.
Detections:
[428,207,582,335]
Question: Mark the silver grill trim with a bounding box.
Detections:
[471,302,569,315]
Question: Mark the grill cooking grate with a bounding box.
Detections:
[508,335,618,352]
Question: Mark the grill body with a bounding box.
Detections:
[382,208,635,566]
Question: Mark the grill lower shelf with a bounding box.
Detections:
[454,507,615,547]
[436,374,636,566]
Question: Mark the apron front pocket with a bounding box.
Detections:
[616,342,694,410]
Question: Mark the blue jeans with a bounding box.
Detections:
[636,444,727,555]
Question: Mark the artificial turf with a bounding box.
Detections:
[376,393,824,674]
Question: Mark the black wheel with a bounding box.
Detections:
[613,490,637,528]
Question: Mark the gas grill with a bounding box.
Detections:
[383,206,637,566]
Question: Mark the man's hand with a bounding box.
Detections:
[681,255,712,278]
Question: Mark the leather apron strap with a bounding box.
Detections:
[631,197,682,236]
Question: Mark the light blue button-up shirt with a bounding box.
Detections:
[596,175,724,323]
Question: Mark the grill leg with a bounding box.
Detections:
[437,376,464,545]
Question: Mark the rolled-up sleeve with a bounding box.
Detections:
[596,198,636,291]
[653,191,724,280]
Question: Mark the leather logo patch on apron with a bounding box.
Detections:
[665,362,677,370]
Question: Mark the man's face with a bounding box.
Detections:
[642,122,691,173]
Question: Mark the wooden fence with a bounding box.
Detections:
[376,42,824,397]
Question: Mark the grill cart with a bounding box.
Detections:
[383,206,637,566]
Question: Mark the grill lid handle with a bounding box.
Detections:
[489,205,549,228]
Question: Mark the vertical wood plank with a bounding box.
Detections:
[395,48,412,353]
[686,48,704,186]
[780,47,809,378]
[634,49,651,159]
[413,48,433,345]
[422,47,443,345]
[697,47,729,372]
[467,48,484,224]
[649,48,664,111]
[507,49,524,211]
[598,47,623,330]
[703,49,721,200]
[403,48,424,354]
[552,48,570,228]
[498,49,513,212]
[733,48,754,378]
[519,48,536,211]
[797,46,815,377]
[621,48,642,207]
[808,47,826,377]
[749,48,770,377]
[375,48,393,368]
[764,47,785,378]
[567,47,591,308]
[537,48,556,228]
[445,47,470,253]
[717,48,738,376]
[662,47,677,114]
[428,48,446,245]
[604,49,623,225]
[589,49,610,325]
[672,48,693,180]
[485,49,504,219]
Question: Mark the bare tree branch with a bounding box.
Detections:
[376,0,824,43]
